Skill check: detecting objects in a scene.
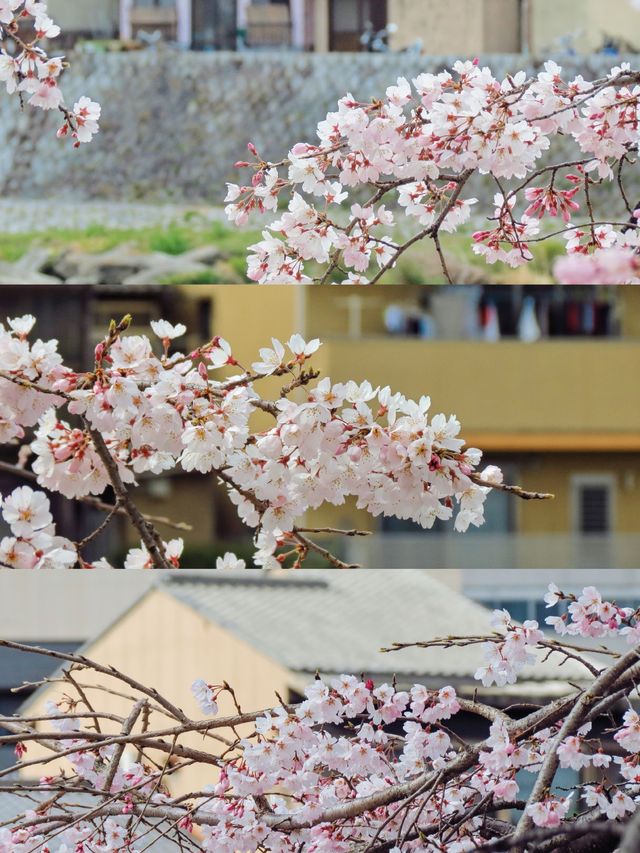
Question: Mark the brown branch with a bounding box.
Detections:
[0,640,189,724]
[291,528,361,569]
[83,421,171,569]
[513,642,640,842]
[469,473,555,501]
[101,700,145,793]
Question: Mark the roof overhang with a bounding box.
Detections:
[464,432,640,453]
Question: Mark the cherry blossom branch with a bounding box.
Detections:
[514,643,640,842]
[228,61,640,284]
[81,421,171,569]
[4,584,640,851]
[0,2,100,145]
[291,527,361,569]
[0,314,554,569]
[0,457,192,532]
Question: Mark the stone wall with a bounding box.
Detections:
[0,49,636,203]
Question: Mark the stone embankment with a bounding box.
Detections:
[0,244,222,285]
[0,49,636,202]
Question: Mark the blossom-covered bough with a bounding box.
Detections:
[0,313,552,569]
[0,1,100,145]
[226,61,640,285]
[2,585,640,851]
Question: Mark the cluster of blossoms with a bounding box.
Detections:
[0,314,517,568]
[0,1,100,144]
[544,583,640,643]
[553,245,640,284]
[227,60,640,284]
[4,585,640,851]
[0,485,76,568]
[0,484,248,569]
[0,482,186,569]
[474,608,544,687]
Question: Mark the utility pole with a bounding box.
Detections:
[520,0,531,54]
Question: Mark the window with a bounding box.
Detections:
[479,598,569,629]
[572,475,615,534]
[0,287,92,369]
[329,0,387,51]
[480,286,620,339]
[192,0,237,50]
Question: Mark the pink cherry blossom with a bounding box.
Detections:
[0,2,98,144]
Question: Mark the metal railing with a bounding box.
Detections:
[345,533,640,569]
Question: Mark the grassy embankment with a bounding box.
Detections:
[0,219,566,284]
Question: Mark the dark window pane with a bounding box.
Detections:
[579,486,610,533]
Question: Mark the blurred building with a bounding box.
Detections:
[119,0,292,49]
[0,284,638,568]
[529,0,640,54]
[208,285,640,568]
[312,0,521,53]
[16,571,591,794]
[113,0,640,53]
[47,0,120,45]
[39,0,638,53]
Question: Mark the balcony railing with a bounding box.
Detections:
[129,6,178,41]
[344,534,640,570]
[242,5,292,48]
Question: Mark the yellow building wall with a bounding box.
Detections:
[127,476,218,549]
[165,287,640,540]
[621,286,640,338]
[186,285,304,363]
[307,328,640,537]
[20,588,294,795]
[516,453,640,534]
[313,338,640,434]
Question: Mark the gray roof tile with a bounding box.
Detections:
[160,571,592,690]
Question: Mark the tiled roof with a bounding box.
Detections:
[160,571,593,692]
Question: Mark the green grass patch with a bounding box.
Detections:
[149,225,193,256]
[0,216,564,284]
[159,270,226,285]
[0,219,262,282]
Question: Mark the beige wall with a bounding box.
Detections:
[531,0,640,53]
[314,0,330,51]
[483,0,521,52]
[48,0,119,32]
[389,0,485,54]
[588,0,640,50]
[20,588,294,794]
